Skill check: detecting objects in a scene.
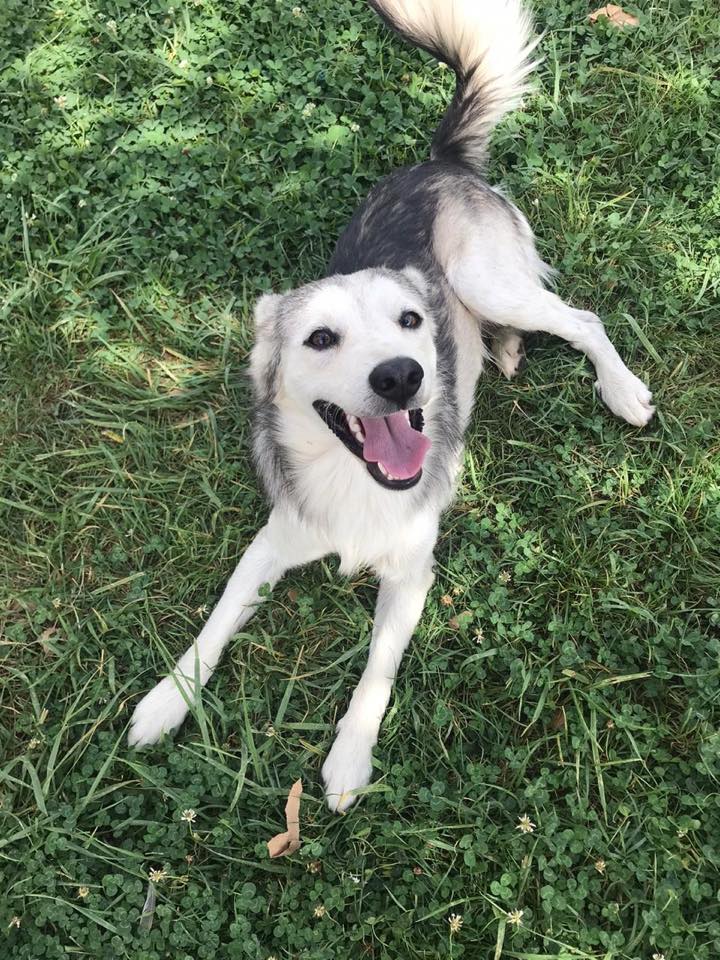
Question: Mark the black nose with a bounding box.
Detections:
[369,357,424,407]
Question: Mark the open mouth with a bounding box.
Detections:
[313,401,431,490]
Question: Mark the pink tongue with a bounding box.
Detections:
[359,412,431,480]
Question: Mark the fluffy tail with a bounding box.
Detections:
[367,0,539,171]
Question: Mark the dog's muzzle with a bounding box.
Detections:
[313,400,430,490]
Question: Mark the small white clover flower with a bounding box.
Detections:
[78,198,87,208]
[205,74,213,86]
[8,916,21,929]
[180,808,197,823]
[302,102,316,117]
[148,868,167,883]
[350,122,360,133]
[507,908,524,926]
[448,913,463,934]
[292,6,304,16]
[54,95,68,108]
[106,18,117,34]
[179,59,189,70]
[516,814,536,834]
[77,886,90,898]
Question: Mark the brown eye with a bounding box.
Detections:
[399,310,422,330]
[305,328,339,350]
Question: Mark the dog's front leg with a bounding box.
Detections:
[322,556,435,813]
[128,510,325,747]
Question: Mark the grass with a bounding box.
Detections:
[1,0,719,957]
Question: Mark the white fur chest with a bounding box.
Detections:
[286,434,445,576]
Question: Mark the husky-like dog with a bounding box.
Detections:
[129,0,655,810]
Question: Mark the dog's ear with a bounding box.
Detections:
[249,292,283,399]
[253,292,283,334]
[401,266,429,302]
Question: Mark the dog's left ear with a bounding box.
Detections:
[253,292,284,333]
[250,292,284,399]
[401,266,429,303]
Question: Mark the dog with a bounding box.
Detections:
[128,0,655,811]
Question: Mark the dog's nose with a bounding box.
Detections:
[369,357,424,407]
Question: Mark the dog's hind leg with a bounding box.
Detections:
[476,285,654,426]
[491,327,525,379]
[445,226,654,425]
[128,510,326,747]
[322,553,435,813]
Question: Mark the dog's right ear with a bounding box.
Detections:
[249,292,283,399]
[253,292,283,334]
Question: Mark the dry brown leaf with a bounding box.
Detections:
[267,779,303,858]
[550,707,566,732]
[38,626,60,656]
[448,610,473,630]
[588,4,639,27]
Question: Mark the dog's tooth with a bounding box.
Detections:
[348,415,365,443]
[378,463,389,478]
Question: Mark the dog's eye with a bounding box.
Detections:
[305,328,339,350]
[399,310,422,330]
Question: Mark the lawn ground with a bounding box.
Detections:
[1,1,719,957]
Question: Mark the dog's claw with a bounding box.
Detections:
[321,730,374,813]
[594,373,655,427]
[492,331,526,380]
[128,676,192,747]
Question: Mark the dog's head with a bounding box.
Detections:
[250,267,437,490]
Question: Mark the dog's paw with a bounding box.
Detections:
[128,676,192,747]
[491,331,526,380]
[321,730,374,814]
[595,371,655,427]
